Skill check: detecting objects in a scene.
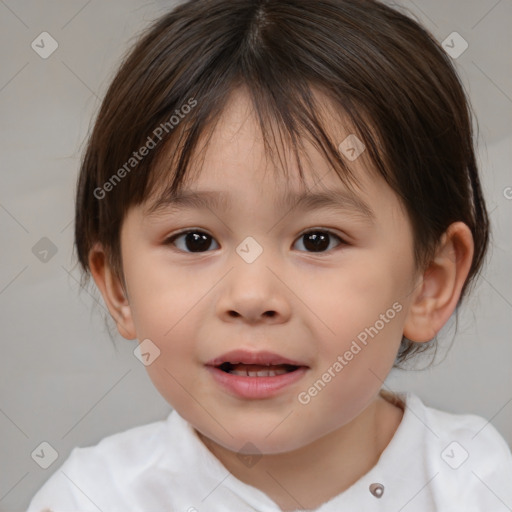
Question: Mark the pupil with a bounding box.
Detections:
[304,232,329,252]
[185,232,212,252]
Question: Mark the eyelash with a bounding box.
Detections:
[163,228,347,254]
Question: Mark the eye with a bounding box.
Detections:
[164,228,346,254]
[165,230,219,253]
[293,229,345,253]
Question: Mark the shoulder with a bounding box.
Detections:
[416,393,511,464]
[27,412,174,512]
[66,412,172,477]
[402,392,512,510]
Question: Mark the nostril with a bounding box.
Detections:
[226,310,276,319]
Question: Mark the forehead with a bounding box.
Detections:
[124,90,417,275]
[143,87,402,222]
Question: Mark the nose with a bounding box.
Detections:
[216,257,292,325]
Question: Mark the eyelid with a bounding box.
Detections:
[164,228,214,245]
[297,227,347,243]
[163,227,346,241]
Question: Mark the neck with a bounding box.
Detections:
[197,392,404,511]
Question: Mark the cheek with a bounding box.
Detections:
[296,256,408,411]
[124,253,206,338]
[309,256,405,351]
[122,255,205,394]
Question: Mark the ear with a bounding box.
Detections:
[403,222,474,343]
[88,243,137,340]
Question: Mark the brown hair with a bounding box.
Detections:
[74,0,490,365]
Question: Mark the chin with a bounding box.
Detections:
[199,419,318,456]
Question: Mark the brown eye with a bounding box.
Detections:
[165,229,345,254]
[166,230,219,253]
[294,230,344,253]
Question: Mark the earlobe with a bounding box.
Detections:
[403,222,474,343]
[88,243,137,340]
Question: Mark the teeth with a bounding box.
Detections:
[230,368,288,377]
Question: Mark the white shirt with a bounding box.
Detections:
[28,392,512,512]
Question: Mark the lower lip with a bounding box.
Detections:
[206,366,308,399]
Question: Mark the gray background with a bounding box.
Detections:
[0,0,511,510]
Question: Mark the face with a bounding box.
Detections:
[118,89,420,455]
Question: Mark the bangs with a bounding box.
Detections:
[142,80,385,217]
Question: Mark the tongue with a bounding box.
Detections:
[230,363,293,372]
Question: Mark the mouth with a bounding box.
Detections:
[206,349,308,375]
[216,362,300,377]
[205,349,309,399]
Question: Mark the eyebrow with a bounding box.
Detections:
[145,188,375,222]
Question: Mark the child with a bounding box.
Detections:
[28,0,512,510]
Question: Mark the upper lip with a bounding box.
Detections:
[206,349,308,367]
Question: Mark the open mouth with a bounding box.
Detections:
[217,362,300,377]
[206,351,308,398]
